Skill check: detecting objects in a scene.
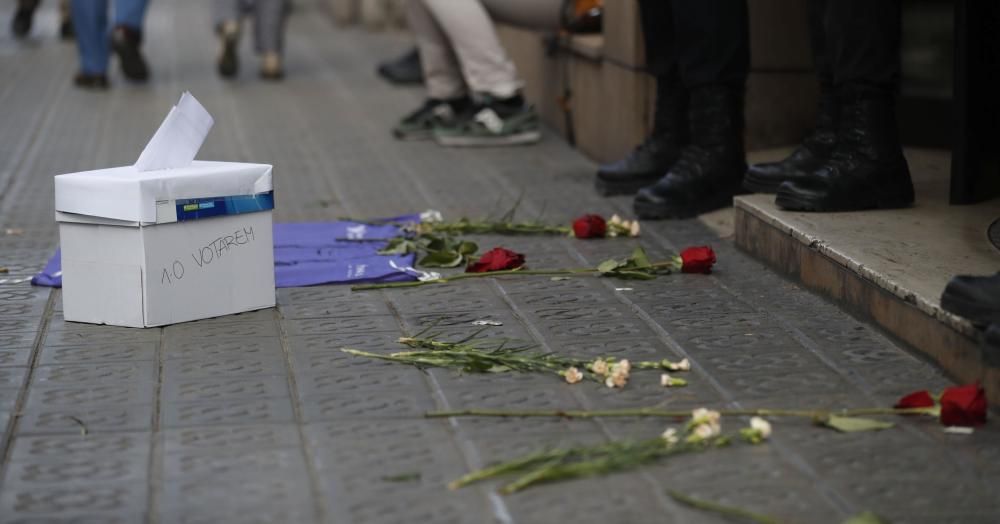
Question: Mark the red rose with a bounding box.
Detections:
[467,247,526,273]
[680,246,716,274]
[895,390,935,409]
[572,214,607,239]
[939,383,987,427]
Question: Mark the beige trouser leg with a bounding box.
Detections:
[407,0,562,100]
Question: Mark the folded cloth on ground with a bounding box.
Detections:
[32,217,419,288]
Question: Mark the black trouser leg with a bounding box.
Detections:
[823,0,901,94]
[669,0,749,89]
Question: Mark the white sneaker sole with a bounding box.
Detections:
[434,130,542,148]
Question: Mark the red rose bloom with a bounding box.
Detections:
[939,383,987,427]
[680,246,716,274]
[895,390,935,409]
[572,214,607,239]
[467,247,526,273]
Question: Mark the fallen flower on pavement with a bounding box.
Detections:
[466,247,525,273]
[354,246,710,291]
[896,383,987,427]
[341,333,690,387]
[447,410,765,494]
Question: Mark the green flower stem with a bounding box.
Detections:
[668,491,784,524]
[448,450,569,490]
[352,260,680,291]
[425,407,936,420]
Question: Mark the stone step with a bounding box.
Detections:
[735,148,1000,404]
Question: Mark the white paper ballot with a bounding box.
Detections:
[135,92,215,172]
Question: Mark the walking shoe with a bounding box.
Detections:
[941,272,1000,327]
[633,86,747,220]
[59,0,74,40]
[744,92,836,194]
[596,78,688,196]
[776,90,913,212]
[111,26,149,82]
[73,73,110,90]
[259,52,284,81]
[217,21,240,78]
[434,95,541,147]
[393,97,470,141]
[11,0,38,39]
[377,48,423,85]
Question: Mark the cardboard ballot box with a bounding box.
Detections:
[55,161,276,327]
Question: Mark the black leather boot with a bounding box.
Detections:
[776,90,913,211]
[11,0,39,39]
[377,48,423,85]
[633,86,747,219]
[743,91,836,193]
[595,79,688,196]
[941,272,1000,327]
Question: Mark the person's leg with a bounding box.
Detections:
[214,0,242,78]
[59,0,76,39]
[407,0,467,101]
[253,0,288,79]
[12,0,41,39]
[419,0,521,100]
[743,0,837,194]
[634,0,749,219]
[111,0,150,81]
[479,0,562,31]
[71,0,111,86]
[776,0,912,212]
[596,0,689,196]
[393,0,472,141]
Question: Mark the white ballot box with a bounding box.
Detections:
[53,92,276,327]
[55,162,276,327]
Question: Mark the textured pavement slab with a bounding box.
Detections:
[0,1,998,523]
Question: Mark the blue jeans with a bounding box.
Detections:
[71,0,149,75]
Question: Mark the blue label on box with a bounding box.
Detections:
[174,192,274,222]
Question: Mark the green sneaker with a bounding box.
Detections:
[433,101,542,147]
[393,99,464,141]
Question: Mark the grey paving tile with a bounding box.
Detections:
[4,454,147,485]
[161,425,302,455]
[164,319,279,339]
[161,398,296,428]
[24,382,155,409]
[286,331,403,354]
[283,315,401,336]
[0,366,28,388]
[7,433,151,462]
[299,387,437,421]
[161,376,290,403]
[162,355,287,380]
[0,332,37,349]
[42,327,159,348]
[279,299,392,320]
[34,343,156,365]
[161,336,284,360]
[437,385,581,412]
[294,367,427,398]
[0,482,148,522]
[0,318,38,333]
[30,362,156,385]
[16,404,153,435]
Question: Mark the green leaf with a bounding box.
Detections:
[822,416,894,433]
[419,250,464,268]
[628,246,651,268]
[457,241,479,256]
[378,237,417,255]
[841,511,890,524]
[597,259,625,274]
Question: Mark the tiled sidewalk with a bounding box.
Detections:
[0,1,997,523]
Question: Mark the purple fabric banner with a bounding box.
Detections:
[32,217,419,288]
